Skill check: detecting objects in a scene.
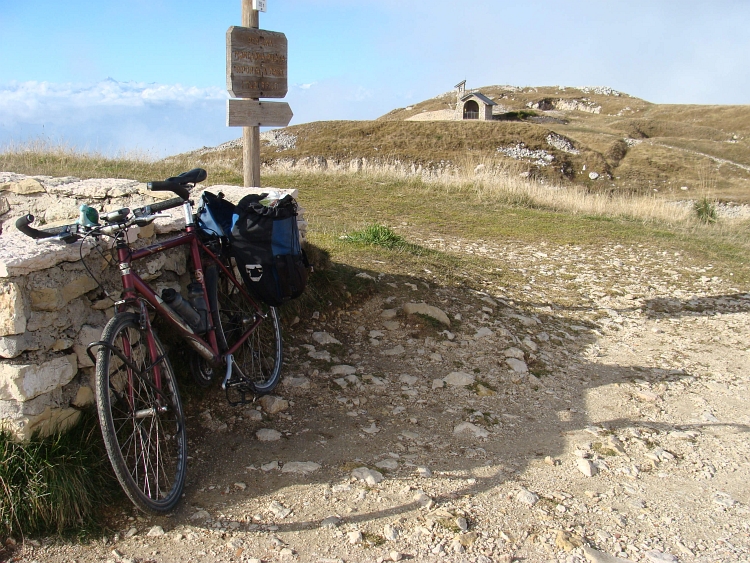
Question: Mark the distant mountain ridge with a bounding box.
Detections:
[195,85,750,202]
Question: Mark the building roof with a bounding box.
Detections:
[460,92,498,106]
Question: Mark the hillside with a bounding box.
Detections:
[197,85,750,202]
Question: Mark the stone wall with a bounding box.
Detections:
[0,174,304,440]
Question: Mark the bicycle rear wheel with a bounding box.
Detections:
[95,312,187,513]
[217,273,283,395]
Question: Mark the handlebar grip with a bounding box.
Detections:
[147,181,190,200]
[15,214,73,240]
[133,197,186,217]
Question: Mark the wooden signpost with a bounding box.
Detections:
[229,0,292,187]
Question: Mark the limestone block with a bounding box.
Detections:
[0,334,38,359]
[61,274,98,304]
[0,231,96,278]
[72,385,94,408]
[0,353,77,402]
[4,407,82,441]
[0,281,26,336]
[0,197,9,217]
[73,325,104,367]
[26,311,60,332]
[163,250,187,276]
[30,287,64,311]
[0,178,46,195]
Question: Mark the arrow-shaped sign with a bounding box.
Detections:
[227,99,293,127]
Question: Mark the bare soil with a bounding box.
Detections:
[9,237,750,563]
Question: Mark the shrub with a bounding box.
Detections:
[694,197,718,224]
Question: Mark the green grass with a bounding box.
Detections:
[0,410,117,540]
[342,224,425,253]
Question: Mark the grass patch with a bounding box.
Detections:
[694,197,718,224]
[0,410,117,540]
[342,224,424,254]
[362,532,386,547]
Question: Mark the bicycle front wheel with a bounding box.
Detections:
[217,275,283,395]
[95,313,187,513]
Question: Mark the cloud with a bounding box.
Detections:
[0,79,233,157]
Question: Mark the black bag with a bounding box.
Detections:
[231,193,309,307]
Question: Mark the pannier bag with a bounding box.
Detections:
[231,192,309,307]
[196,190,237,238]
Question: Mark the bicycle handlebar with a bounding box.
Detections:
[133,197,186,216]
[15,214,77,241]
[15,169,206,243]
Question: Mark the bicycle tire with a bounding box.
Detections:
[95,312,187,513]
[217,268,283,395]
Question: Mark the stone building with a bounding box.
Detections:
[454,80,497,121]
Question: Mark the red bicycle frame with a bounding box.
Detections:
[113,203,264,377]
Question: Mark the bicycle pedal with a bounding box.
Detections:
[225,379,256,406]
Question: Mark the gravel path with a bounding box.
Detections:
[12,237,750,563]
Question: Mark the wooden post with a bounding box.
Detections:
[242,0,261,188]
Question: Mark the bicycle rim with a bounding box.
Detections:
[95,313,187,513]
[217,274,283,394]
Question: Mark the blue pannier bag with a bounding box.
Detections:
[230,192,309,307]
[196,190,237,238]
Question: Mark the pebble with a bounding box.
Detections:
[331,365,357,376]
[347,530,363,544]
[402,302,450,326]
[416,466,432,477]
[268,500,292,519]
[444,371,475,386]
[281,461,321,474]
[376,459,399,470]
[413,492,434,508]
[321,516,340,528]
[516,489,539,506]
[256,428,283,442]
[383,524,399,540]
[505,358,529,373]
[352,467,384,485]
[283,376,311,389]
[259,395,289,414]
[577,458,597,477]
[454,421,490,438]
[313,331,341,345]
[146,526,164,537]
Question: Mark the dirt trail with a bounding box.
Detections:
[12,238,750,563]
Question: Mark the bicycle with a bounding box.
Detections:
[15,168,283,513]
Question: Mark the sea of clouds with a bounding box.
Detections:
[0,79,232,158]
[0,78,391,158]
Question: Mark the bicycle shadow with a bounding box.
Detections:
[642,293,750,319]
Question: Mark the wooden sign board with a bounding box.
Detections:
[227,26,287,98]
[227,99,293,127]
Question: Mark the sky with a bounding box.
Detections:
[1,0,749,157]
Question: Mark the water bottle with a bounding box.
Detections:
[187,282,208,334]
[161,288,203,333]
